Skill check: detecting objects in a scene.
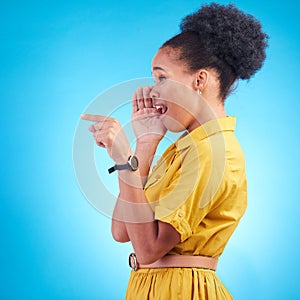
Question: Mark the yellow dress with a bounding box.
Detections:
[126,117,247,299]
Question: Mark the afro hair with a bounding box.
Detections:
[180,2,269,80]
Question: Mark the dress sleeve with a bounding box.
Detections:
[153,145,223,243]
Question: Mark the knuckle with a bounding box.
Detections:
[95,123,102,130]
[112,119,120,127]
[107,132,114,140]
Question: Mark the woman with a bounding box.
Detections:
[81,3,268,299]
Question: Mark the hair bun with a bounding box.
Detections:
[180,3,269,79]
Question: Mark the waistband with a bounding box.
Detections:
[129,253,218,271]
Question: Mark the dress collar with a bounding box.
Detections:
[175,116,236,151]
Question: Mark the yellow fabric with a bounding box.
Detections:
[126,116,247,300]
[126,268,233,299]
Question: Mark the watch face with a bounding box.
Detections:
[129,156,138,171]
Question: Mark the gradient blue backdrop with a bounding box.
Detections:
[1,0,299,299]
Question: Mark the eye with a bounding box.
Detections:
[153,75,167,85]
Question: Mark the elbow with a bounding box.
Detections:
[112,230,129,243]
[111,222,130,243]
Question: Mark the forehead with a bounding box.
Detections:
[152,47,182,71]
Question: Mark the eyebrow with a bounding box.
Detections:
[152,66,167,72]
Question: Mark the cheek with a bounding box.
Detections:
[173,105,193,123]
[164,104,192,130]
[160,85,185,106]
[164,80,194,106]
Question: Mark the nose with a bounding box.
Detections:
[150,87,159,99]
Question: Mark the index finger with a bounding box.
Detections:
[80,114,108,122]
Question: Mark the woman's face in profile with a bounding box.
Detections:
[151,47,202,132]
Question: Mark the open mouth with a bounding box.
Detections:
[154,105,168,114]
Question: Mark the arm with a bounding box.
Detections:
[114,85,181,264]
[111,195,130,243]
[111,87,163,246]
[111,141,158,243]
[111,142,181,262]
[81,87,181,264]
[117,152,181,265]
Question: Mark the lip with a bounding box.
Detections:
[154,103,168,115]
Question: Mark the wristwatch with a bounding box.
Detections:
[108,155,139,174]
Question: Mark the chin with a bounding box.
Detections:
[162,115,186,133]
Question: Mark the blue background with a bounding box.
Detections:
[1,0,299,299]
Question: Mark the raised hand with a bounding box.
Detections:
[80,114,132,164]
[132,86,167,144]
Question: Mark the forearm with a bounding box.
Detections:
[134,141,160,186]
[117,168,180,264]
[111,141,159,244]
[115,141,169,263]
[118,169,160,264]
[111,194,130,243]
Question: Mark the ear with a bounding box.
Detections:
[193,69,209,93]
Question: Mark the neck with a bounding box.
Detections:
[187,95,226,132]
[201,92,226,118]
[212,101,226,118]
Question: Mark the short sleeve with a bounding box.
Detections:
[153,143,219,243]
[155,202,193,242]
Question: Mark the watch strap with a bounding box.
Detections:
[108,163,129,174]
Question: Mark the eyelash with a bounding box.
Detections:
[154,76,166,84]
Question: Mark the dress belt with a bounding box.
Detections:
[129,253,218,271]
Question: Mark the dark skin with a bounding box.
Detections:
[81,47,226,264]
